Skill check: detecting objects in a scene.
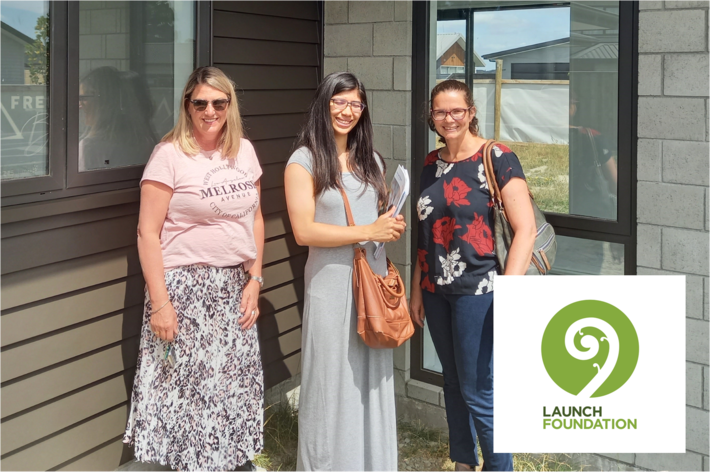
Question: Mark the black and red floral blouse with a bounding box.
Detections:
[416,142,526,295]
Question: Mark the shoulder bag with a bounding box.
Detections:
[481,140,557,275]
[340,189,415,349]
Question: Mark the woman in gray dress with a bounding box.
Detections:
[284,72,406,471]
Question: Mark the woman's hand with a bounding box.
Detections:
[409,286,425,328]
[409,264,425,328]
[369,207,406,243]
[150,301,179,342]
[239,279,261,330]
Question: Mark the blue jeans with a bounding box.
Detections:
[422,291,513,472]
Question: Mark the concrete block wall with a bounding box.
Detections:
[323,1,420,415]
[78,1,131,78]
[635,1,710,470]
[316,3,710,472]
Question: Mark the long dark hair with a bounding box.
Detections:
[296,72,387,205]
[427,79,480,144]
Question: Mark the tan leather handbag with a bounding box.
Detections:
[340,189,415,349]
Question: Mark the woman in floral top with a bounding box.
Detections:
[410,80,536,471]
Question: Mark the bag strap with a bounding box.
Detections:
[482,139,536,205]
[339,188,356,227]
[482,139,502,206]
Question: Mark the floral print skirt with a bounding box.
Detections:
[123,264,264,471]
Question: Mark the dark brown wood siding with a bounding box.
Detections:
[1,3,320,470]
[1,189,143,470]
[213,0,321,389]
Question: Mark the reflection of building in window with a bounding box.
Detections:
[482,38,570,80]
[1,22,33,85]
[436,33,484,80]
[79,67,158,171]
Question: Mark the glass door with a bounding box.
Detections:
[413,1,635,380]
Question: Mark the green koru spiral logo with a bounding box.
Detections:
[541,300,639,398]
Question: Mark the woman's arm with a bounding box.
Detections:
[238,180,264,330]
[500,177,537,275]
[137,181,179,341]
[284,163,405,247]
[409,263,425,328]
[603,157,618,195]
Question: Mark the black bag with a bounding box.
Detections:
[481,140,556,275]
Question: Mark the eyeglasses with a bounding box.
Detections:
[189,98,230,112]
[430,107,472,121]
[330,98,366,113]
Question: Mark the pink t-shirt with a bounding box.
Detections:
[141,139,263,270]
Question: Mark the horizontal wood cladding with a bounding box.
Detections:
[213,11,318,43]
[263,210,292,239]
[1,202,140,239]
[57,436,126,471]
[1,372,132,455]
[258,303,303,343]
[261,254,307,291]
[2,309,142,382]
[260,187,288,215]
[259,277,304,316]
[261,327,301,365]
[239,90,314,117]
[2,275,144,347]
[244,114,306,142]
[1,406,128,471]
[2,340,139,419]
[218,65,318,91]
[214,1,318,20]
[213,0,318,390]
[252,137,299,166]
[1,213,139,275]
[0,188,140,225]
[0,3,321,469]
[1,246,141,311]
[260,163,285,190]
[263,351,301,389]
[262,234,307,266]
[213,38,318,67]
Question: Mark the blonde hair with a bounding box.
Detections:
[162,66,243,158]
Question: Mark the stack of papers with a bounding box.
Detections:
[374,165,410,259]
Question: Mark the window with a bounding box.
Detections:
[1,1,50,181]
[1,1,199,203]
[412,1,636,382]
[511,62,569,80]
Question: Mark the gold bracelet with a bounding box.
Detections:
[150,300,170,315]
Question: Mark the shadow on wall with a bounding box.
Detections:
[121,248,147,465]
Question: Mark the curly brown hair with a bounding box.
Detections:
[427,80,479,143]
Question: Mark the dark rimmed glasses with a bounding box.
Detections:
[189,98,230,112]
[330,98,366,113]
[430,107,472,121]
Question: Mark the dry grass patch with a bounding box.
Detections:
[256,404,584,472]
[253,403,299,471]
[502,141,570,215]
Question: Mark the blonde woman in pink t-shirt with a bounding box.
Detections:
[123,67,265,471]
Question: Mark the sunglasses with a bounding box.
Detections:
[189,98,230,112]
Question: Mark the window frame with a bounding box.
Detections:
[1,0,212,207]
[409,1,639,387]
[1,1,67,199]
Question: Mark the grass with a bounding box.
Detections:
[253,403,299,471]
[254,403,584,471]
[501,141,570,215]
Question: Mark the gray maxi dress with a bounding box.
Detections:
[287,148,398,471]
